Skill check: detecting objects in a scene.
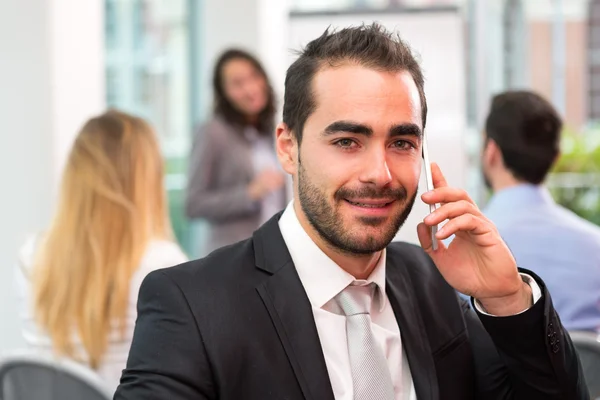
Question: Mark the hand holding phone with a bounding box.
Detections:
[422,132,439,250]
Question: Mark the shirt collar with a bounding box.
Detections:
[278,201,388,312]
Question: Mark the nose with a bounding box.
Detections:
[358,147,392,187]
[244,77,263,98]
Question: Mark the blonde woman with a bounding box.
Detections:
[15,110,187,392]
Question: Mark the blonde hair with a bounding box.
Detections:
[32,110,173,369]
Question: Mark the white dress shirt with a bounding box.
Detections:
[244,126,285,225]
[279,203,416,399]
[278,202,541,400]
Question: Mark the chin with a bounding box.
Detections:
[345,224,396,247]
[342,235,391,255]
[248,102,267,115]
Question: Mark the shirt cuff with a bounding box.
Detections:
[473,273,542,316]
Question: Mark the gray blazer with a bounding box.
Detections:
[185,116,286,253]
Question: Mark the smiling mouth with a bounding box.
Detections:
[344,199,394,208]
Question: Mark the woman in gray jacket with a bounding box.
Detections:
[186,49,286,253]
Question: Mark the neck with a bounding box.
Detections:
[491,169,525,193]
[246,114,259,126]
[293,202,382,280]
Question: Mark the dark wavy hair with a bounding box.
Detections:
[213,49,276,135]
[283,23,427,145]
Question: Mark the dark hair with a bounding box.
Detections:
[485,90,562,184]
[213,49,276,134]
[283,23,427,144]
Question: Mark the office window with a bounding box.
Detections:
[503,0,526,89]
[290,0,458,12]
[590,0,600,121]
[105,0,195,254]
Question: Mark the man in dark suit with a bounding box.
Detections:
[115,24,587,399]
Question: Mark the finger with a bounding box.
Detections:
[423,200,483,226]
[435,214,490,240]
[421,186,476,206]
[417,222,447,254]
[431,162,447,189]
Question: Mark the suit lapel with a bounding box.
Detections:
[386,249,439,400]
[254,215,335,400]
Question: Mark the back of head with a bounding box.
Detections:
[282,23,427,144]
[32,109,172,369]
[485,90,562,184]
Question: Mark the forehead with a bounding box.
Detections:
[223,58,256,77]
[309,64,422,129]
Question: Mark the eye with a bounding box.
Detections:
[334,138,358,149]
[392,140,416,150]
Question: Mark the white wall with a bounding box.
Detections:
[0,0,54,352]
[199,0,261,118]
[50,0,106,181]
[199,0,291,118]
[0,0,105,352]
[257,0,291,112]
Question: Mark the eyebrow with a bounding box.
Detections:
[322,120,422,138]
[389,123,422,138]
[323,121,373,137]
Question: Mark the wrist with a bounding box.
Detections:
[477,281,533,316]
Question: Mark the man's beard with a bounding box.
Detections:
[297,162,417,255]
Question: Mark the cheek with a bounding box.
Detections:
[226,87,246,105]
[301,151,348,194]
[257,79,268,98]
[390,156,422,187]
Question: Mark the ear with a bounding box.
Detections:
[483,137,502,168]
[553,150,561,166]
[276,122,297,176]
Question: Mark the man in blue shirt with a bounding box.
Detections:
[482,90,600,332]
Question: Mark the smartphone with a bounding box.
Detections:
[422,131,438,250]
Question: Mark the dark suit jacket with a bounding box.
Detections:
[115,213,588,400]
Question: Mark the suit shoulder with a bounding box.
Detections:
[158,238,256,289]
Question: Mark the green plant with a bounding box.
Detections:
[549,127,600,225]
[165,155,192,255]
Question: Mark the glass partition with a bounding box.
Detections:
[105,0,196,254]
